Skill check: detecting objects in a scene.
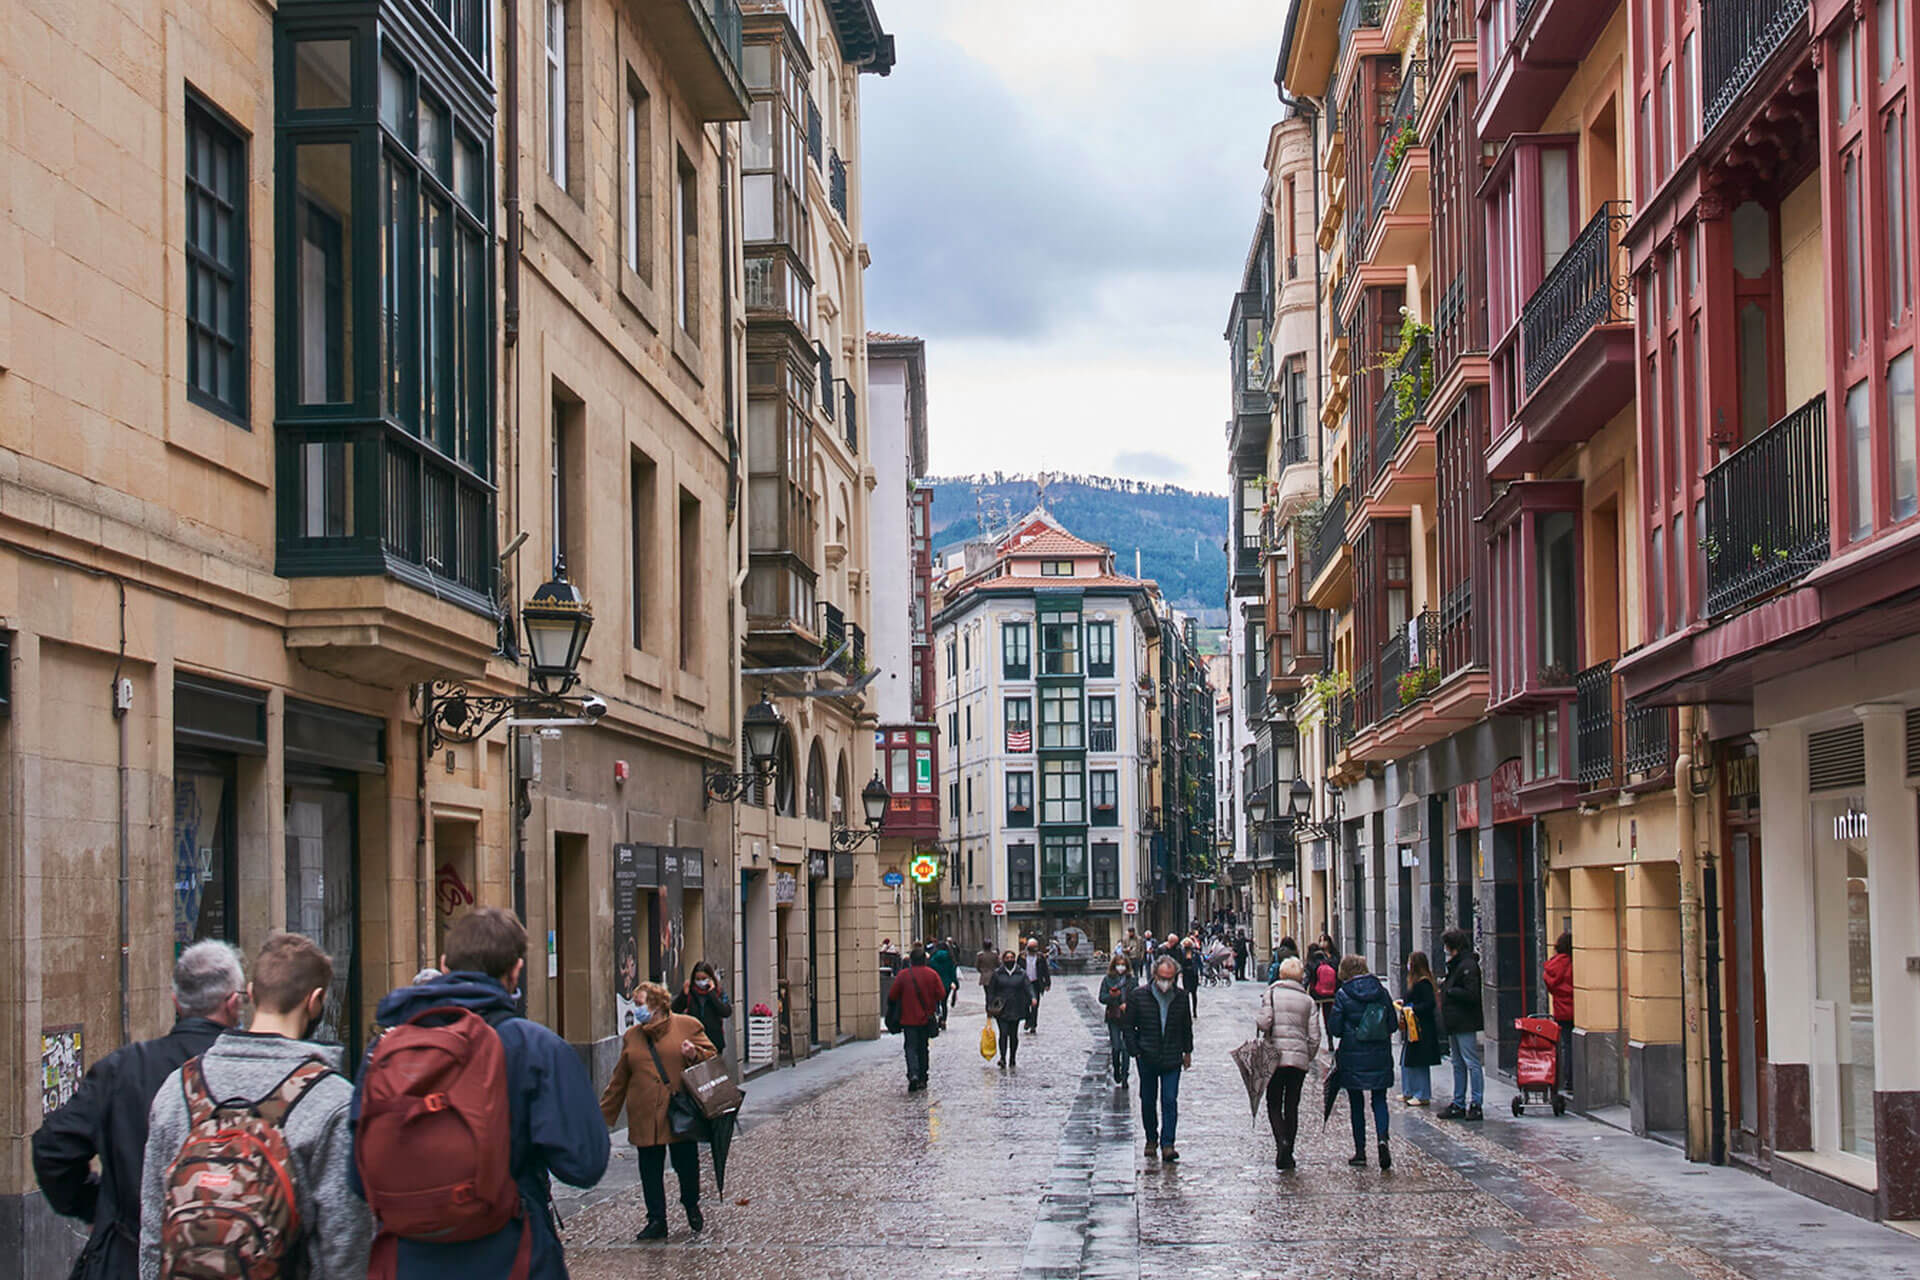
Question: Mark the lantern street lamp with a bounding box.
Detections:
[703,692,788,806]
[424,569,606,752]
[831,774,891,850]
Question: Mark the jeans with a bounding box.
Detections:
[1403,1063,1432,1102]
[636,1142,699,1225]
[1139,1066,1182,1147]
[903,1023,931,1084]
[1106,1024,1130,1081]
[1025,994,1041,1032]
[1348,1087,1390,1150]
[1450,1031,1484,1107]
[1266,1066,1306,1157]
[996,1016,1022,1065]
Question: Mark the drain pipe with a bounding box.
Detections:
[1674,704,1708,1161]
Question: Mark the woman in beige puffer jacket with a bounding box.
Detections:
[1255,957,1322,1170]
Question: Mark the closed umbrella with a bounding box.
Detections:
[704,1111,737,1194]
[1230,1038,1285,1117]
[1320,1046,1345,1126]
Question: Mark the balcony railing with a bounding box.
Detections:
[828,150,848,222]
[1521,201,1633,394]
[821,600,846,659]
[1280,427,1312,468]
[1435,271,1487,373]
[1427,0,1476,62]
[1237,531,1264,581]
[1310,484,1351,584]
[1622,699,1675,777]
[838,379,857,452]
[1439,578,1478,675]
[806,95,822,167]
[1338,0,1387,55]
[1370,61,1427,218]
[1574,659,1617,789]
[1702,393,1829,616]
[1703,0,1811,134]
[1378,630,1409,718]
[1373,384,1400,483]
[707,0,744,71]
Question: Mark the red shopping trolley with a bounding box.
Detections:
[1512,1017,1567,1116]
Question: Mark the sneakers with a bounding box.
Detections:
[1378,1143,1393,1171]
[1144,1140,1159,1160]
[1440,1103,1467,1120]
[685,1205,705,1233]
[1467,1104,1484,1121]
[636,1221,669,1242]
[1347,1151,1368,1168]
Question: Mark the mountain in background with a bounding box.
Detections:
[924,473,1229,615]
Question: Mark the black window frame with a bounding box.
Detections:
[1001,620,1031,679]
[1086,620,1115,677]
[185,90,251,424]
[1090,768,1119,824]
[1008,843,1037,901]
[1006,771,1034,826]
[1091,841,1120,899]
[1040,831,1088,900]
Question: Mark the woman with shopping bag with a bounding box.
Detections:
[600,981,717,1241]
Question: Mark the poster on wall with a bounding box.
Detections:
[41,1024,82,1115]
[612,844,642,1037]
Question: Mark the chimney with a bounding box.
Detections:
[1135,548,1142,578]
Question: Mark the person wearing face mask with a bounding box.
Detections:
[672,961,733,1058]
[1021,938,1051,1034]
[1098,958,1134,1086]
[1122,957,1194,1162]
[983,950,1035,1070]
[602,981,717,1240]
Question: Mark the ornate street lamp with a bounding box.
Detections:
[424,569,606,752]
[704,692,787,806]
[830,774,891,850]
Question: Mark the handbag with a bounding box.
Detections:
[681,1055,744,1120]
[1399,1003,1420,1043]
[643,1032,713,1142]
[980,1022,997,1060]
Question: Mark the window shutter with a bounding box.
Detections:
[1807,723,1865,792]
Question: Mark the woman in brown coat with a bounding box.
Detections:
[599,980,717,1240]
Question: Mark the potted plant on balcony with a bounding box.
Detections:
[1296,667,1354,729]
[1384,117,1421,174]
[1396,665,1442,704]
[1538,661,1573,687]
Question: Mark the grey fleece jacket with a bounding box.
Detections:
[138,1031,371,1280]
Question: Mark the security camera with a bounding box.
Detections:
[580,694,608,721]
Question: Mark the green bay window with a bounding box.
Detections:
[1039,686,1081,750]
[274,6,495,611]
[1039,607,1080,675]
[1040,758,1084,824]
[1040,832,1088,901]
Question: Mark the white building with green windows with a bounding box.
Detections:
[931,510,1163,960]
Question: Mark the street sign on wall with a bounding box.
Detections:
[882,870,905,887]
[991,900,1006,916]
[1122,899,1139,915]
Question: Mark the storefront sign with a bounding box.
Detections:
[1491,758,1524,824]
[682,849,703,889]
[1724,750,1759,804]
[883,870,905,887]
[909,854,940,884]
[1454,781,1479,830]
[774,872,797,905]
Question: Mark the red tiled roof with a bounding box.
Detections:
[970,573,1147,592]
[1003,528,1109,558]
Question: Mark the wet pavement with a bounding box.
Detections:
[562,975,1920,1279]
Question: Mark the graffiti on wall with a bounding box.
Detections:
[41,1024,82,1115]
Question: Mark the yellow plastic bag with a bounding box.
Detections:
[980,1022,997,1060]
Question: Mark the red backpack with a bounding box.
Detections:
[1313,962,1338,998]
[354,1006,528,1280]
[159,1056,331,1280]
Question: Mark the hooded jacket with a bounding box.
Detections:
[1544,952,1573,1022]
[138,1031,368,1280]
[1329,974,1398,1092]
[928,945,959,992]
[1441,949,1485,1033]
[1256,978,1321,1071]
[354,973,611,1280]
[34,1016,226,1280]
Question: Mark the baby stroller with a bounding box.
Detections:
[1512,1017,1567,1115]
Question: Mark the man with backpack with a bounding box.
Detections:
[35,940,244,1280]
[1306,947,1340,1035]
[138,931,370,1280]
[884,947,948,1092]
[353,907,609,1279]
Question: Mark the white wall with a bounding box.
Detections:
[866,355,913,725]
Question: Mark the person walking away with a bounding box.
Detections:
[35,941,244,1280]
[1232,931,1251,981]
[928,940,959,1027]
[1439,927,1486,1120]
[885,948,948,1091]
[1022,938,1051,1033]
[1178,937,1201,1018]
[984,951,1034,1070]
[1098,957,1134,1086]
[1307,948,1339,1037]
[354,907,610,1276]
[1328,954,1398,1169]
[601,982,717,1239]
[1400,951,1443,1107]
[672,960,733,1059]
[1255,957,1321,1171]
[1123,958,1194,1162]
[139,932,371,1280]
[944,938,964,1012]
[1544,932,1574,1097]
[975,940,998,990]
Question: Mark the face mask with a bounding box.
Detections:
[634,1005,654,1026]
[1154,977,1175,993]
[1027,947,1038,954]
[694,978,713,991]
[1112,966,1126,976]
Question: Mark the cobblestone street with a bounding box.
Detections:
[560,977,1920,1279]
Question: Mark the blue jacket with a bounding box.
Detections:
[1329,974,1397,1092]
[352,973,610,1280]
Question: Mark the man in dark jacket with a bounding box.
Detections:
[1122,957,1194,1162]
[885,948,948,1092]
[1231,931,1251,980]
[1439,926,1485,1120]
[32,940,244,1280]
[927,941,959,1026]
[353,908,610,1279]
[1020,937,1050,1033]
[1178,938,1201,1018]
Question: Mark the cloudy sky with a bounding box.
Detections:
[860,0,1288,495]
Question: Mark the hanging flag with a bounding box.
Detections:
[1006,728,1032,752]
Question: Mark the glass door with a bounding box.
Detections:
[285,776,360,1061]
[1810,793,1875,1162]
[175,753,238,950]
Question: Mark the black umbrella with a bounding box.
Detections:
[1320,1048,1345,1126]
[704,1110,737,1194]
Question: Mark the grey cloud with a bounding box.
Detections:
[1112,450,1195,482]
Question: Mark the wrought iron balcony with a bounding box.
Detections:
[1522,201,1633,395]
[1622,698,1675,777]
[1702,393,1829,616]
[1339,0,1387,52]
[1310,484,1351,585]
[1279,427,1312,469]
[839,380,857,452]
[821,600,846,659]
[1438,578,1479,676]
[1378,629,1408,717]
[806,94,822,168]
[1427,0,1476,62]
[1369,62,1426,220]
[1704,0,1811,134]
[1089,724,1117,753]
[1574,659,1617,789]
[1372,384,1400,484]
[828,150,848,222]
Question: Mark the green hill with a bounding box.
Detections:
[924,473,1229,614]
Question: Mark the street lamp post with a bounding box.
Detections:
[702,692,787,805]
[423,569,607,752]
[830,775,891,851]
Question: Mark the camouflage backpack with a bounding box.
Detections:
[159,1055,332,1280]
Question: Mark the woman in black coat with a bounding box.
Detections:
[1328,954,1398,1169]
[671,960,733,1055]
[983,950,1034,1070]
[1399,951,1443,1106]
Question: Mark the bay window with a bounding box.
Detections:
[1039,687,1082,750]
[1040,759,1084,825]
[1040,832,1088,900]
